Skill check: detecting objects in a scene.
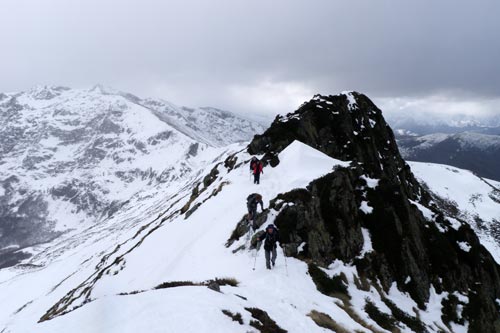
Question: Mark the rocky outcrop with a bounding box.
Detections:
[249,92,422,201]
[250,92,500,332]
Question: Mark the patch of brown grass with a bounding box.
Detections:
[308,310,350,333]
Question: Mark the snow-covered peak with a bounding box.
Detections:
[88,84,119,95]
[3,85,265,146]
[0,85,264,255]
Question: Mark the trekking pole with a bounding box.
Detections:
[252,244,259,271]
[283,246,289,277]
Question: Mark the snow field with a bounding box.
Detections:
[0,140,494,332]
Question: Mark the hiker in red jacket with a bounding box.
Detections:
[252,159,263,184]
[249,157,258,173]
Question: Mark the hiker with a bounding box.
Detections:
[258,224,280,269]
[247,193,264,229]
[249,157,258,173]
[252,159,263,184]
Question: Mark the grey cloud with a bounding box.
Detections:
[1,0,499,116]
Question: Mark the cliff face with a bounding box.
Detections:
[250,92,500,332]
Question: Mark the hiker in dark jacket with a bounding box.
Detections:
[246,193,264,229]
[252,159,263,184]
[258,224,280,269]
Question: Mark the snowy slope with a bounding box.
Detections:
[1,89,498,332]
[409,161,500,263]
[1,141,484,333]
[0,141,351,333]
[0,85,264,264]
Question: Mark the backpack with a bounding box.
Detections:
[263,225,279,249]
[250,158,257,170]
[247,193,262,204]
[247,193,257,210]
[247,193,256,203]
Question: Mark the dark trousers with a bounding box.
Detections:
[254,172,261,184]
[265,247,277,269]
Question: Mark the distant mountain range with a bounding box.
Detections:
[386,112,500,136]
[385,110,500,181]
[396,131,500,181]
[0,85,265,263]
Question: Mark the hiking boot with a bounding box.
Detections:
[272,261,275,267]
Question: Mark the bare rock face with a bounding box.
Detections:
[250,92,500,332]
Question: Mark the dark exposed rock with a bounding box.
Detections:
[272,170,364,264]
[221,309,243,325]
[147,130,173,145]
[250,92,500,332]
[188,143,199,157]
[207,281,221,292]
[97,117,122,134]
[245,307,287,333]
[223,154,238,171]
[365,300,397,331]
[308,263,348,297]
[249,92,423,201]
[203,164,220,188]
[226,210,269,248]
[184,203,201,219]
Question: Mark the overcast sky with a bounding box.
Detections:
[1,0,499,119]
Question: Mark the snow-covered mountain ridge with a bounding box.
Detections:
[386,112,500,136]
[0,91,499,332]
[400,132,500,152]
[0,85,265,266]
[397,132,500,181]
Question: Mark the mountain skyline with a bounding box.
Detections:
[5,84,500,133]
